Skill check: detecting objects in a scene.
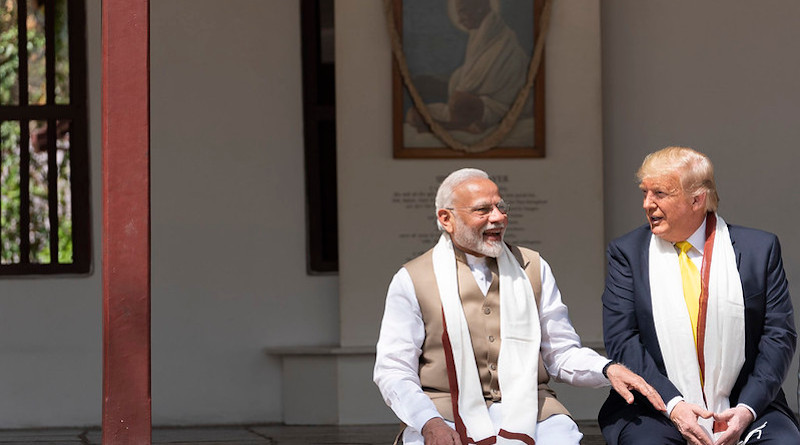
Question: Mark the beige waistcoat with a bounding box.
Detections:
[403,244,570,423]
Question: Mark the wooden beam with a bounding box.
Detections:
[102,0,151,443]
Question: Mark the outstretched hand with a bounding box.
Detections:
[605,363,666,412]
[670,401,715,445]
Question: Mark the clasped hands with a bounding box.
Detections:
[669,401,755,445]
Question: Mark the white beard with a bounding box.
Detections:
[452,218,505,257]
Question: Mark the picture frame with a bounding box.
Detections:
[391,0,545,158]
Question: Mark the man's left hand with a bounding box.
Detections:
[712,406,754,445]
[606,363,666,412]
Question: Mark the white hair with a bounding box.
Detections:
[434,168,489,231]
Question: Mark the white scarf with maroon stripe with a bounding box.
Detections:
[432,234,539,445]
[649,214,745,441]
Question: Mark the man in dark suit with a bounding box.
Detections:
[599,147,800,445]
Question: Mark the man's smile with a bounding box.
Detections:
[483,227,504,241]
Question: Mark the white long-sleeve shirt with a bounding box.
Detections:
[373,254,611,433]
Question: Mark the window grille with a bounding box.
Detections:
[0,0,90,274]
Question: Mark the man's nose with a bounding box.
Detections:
[642,193,656,210]
[488,205,506,222]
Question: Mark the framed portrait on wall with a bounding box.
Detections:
[391,0,545,158]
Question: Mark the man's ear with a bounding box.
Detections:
[692,191,707,211]
[438,208,455,234]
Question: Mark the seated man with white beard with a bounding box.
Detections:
[374,168,666,445]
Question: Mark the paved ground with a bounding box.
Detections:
[0,421,606,444]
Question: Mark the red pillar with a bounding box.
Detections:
[101,0,151,443]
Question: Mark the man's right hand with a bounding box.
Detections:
[605,362,666,412]
[669,401,714,445]
[421,417,462,445]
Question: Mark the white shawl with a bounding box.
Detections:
[649,214,745,440]
[432,234,540,444]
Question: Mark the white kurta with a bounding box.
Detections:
[373,254,610,434]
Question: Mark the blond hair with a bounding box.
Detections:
[637,146,719,212]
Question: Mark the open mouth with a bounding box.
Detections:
[483,227,504,241]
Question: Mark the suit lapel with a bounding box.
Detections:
[729,225,743,268]
[639,231,653,315]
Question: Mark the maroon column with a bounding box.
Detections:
[101,0,151,443]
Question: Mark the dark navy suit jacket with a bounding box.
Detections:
[599,223,798,436]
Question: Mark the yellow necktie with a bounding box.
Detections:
[676,241,701,347]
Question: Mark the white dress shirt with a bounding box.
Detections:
[373,254,611,433]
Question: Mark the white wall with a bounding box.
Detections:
[149,0,339,425]
[602,1,800,411]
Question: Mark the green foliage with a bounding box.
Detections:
[0,0,19,104]
[0,122,21,263]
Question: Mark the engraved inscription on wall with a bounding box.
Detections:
[392,173,548,261]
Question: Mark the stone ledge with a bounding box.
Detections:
[265,345,394,425]
[264,345,375,356]
[265,342,608,424]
